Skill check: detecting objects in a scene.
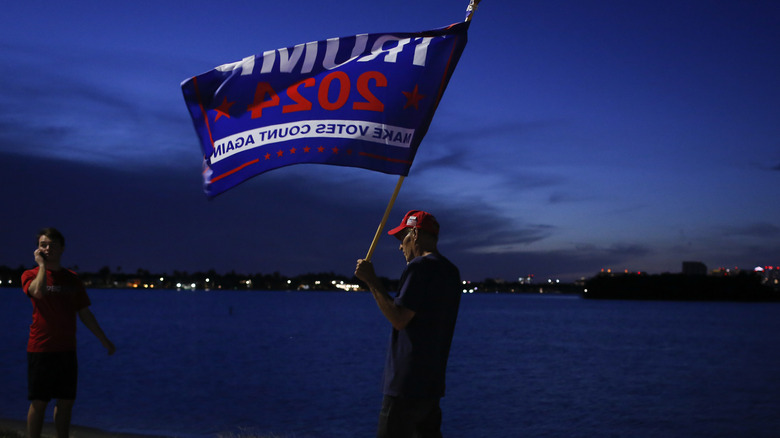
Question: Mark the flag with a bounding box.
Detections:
[181,21,469,197]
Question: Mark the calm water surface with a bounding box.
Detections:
[2,289,779,437]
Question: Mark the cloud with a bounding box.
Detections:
[410,148,472,173]
[723,222,780,238]
[461,225,555,254]
[600,243,653,258]
[410,117,571,174]
[1,150,396,276]
[3,145,575,281]
[547,190,592,204]
[0,42,198,168]
[427,116,563,145]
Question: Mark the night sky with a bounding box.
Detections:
[2,1,779,283]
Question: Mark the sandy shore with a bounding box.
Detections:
[0,419,169,438]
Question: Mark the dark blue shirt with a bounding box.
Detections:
[382,252,461,398]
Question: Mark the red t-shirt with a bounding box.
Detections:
[22,267,91,352]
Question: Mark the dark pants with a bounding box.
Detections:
[28,351,78,401]
[377,395,443,438]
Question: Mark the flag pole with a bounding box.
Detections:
[465,0,481,22]
[365,175,405,261]
[363,0,480,261]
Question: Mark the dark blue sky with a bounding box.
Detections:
[2,1,779,282]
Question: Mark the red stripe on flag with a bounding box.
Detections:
[433,34,462,109]
[191,76,215,148]
[211,159,260,183]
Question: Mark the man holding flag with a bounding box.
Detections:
[355,210,461,438]
[182,2,480,436]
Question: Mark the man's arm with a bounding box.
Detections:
[78,308,116,355]
[355,259,415,331]
[27,250,48,299]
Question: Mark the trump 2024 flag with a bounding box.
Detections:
[181,22,469,197]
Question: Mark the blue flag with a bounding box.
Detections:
[181,22,469,197]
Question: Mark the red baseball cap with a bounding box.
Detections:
[388,210,440,240]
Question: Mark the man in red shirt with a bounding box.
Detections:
[22,228,116,438]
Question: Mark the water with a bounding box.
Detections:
[2,290,780,437]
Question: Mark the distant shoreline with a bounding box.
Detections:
[0,263,584,294]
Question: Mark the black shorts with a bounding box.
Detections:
[27,351,78,402]
[377,395,442,438]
